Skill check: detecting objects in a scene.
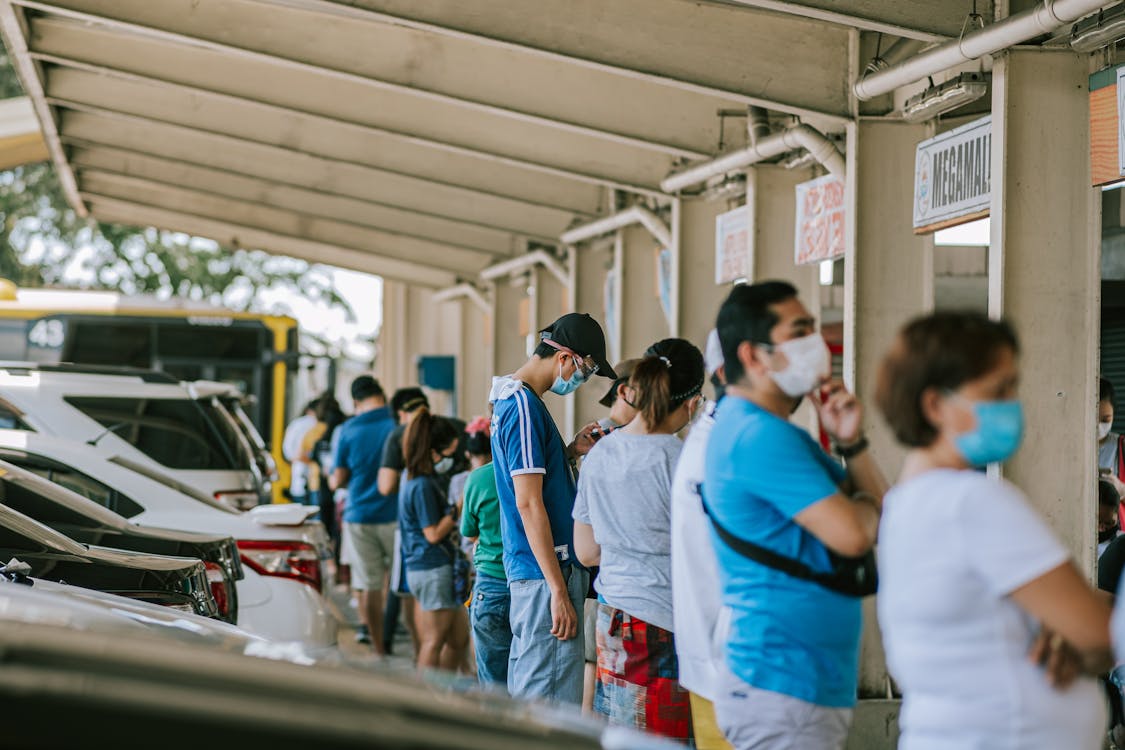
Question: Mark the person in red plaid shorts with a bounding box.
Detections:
[572,337,705,742]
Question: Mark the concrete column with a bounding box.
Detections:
[573,238,614,429]
[844,119,935,699]
[989,49,1100,571]
[680,195,730,349]
[492,274,529,380]
[620,222,668,359]
[536,261,570,432]
[455,295,493,421]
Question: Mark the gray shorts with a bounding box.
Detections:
[405,564,458,611]
[714,665,852,750]
[344,521,396,591]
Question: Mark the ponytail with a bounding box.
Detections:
[403,407,435,477]
[631,338,706,429]
[403,408,461,477]
[630,356,673,429]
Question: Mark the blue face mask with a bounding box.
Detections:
[953,399,1024,467]
[549,358,587,396]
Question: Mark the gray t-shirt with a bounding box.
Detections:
[573,430,683,632]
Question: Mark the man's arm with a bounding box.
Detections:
[329,466,350,492]
[422,515,457,544]
[838,447,889,510]
[377,468,400,497]
[513,473,577,640]
[793,492,880,558]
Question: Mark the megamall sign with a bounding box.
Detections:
[913,115,991,234]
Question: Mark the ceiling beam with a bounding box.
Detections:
[709,0,964,40]
[67,145,542,251]
[55,106,588,236]
[86,197,459,288]
[15,0,852,128]
[40,71,616,213]
[0,3,83,214]
[78,172,500,275]
[26,13,709,163]
[34,54,670,199]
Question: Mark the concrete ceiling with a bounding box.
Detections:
[0,0,988,286]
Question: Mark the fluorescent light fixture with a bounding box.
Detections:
[902,72,988,123]
[1070,5,1125,52]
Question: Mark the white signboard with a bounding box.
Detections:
[794,175,845,266]
[715,205,750,285]
[913,115,991,233]
[1117,66,1125,176]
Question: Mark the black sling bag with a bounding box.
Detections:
[697,483,878,598]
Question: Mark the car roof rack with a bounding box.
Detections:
[0,361,179,384]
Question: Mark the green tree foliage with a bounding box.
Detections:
[0,44,352,319]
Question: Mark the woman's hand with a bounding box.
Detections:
[1028,629,1084,688]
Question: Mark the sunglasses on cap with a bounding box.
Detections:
[540,337,599,379]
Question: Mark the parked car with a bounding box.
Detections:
[0,457,242,622]
[0,501,218,617]
[188,380,279,496]
[0,363,264,509]
[0,617,677,750]
[0,430,337,646]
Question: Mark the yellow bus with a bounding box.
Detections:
[0,282,299,502]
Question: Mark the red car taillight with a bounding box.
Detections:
[204,561,232,619]
[237,540,322,592]
[215,491,259,511]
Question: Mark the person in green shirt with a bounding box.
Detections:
[460,420,510,686]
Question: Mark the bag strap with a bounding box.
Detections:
[1118,434,1125,480]
[695,483,826,585]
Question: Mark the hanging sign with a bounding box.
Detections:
[794,175,845,266]
[912,115,991,234]
[715,205,750,285]
[1089,64,1125,186]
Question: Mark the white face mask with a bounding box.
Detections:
[767,333,831,398]
[1099,422,1113,442]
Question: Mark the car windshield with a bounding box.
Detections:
[108,456,240,516]
[0,449,145,519]
[64,396,238,471]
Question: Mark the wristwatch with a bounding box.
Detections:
[834,434,869,459]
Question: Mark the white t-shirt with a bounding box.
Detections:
[282,413,317,496]
[878,469,1105,750]
[670,402,729,701]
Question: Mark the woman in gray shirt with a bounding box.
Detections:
[572,337,704,742]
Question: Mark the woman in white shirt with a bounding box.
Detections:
[873,311,1112,750]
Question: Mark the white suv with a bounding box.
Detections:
[0,364,263,510]
[0,429,338,647]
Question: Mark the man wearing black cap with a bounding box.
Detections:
[489,312,615,705]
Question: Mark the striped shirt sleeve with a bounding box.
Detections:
[500,389,546,477]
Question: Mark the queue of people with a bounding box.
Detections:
[283,279,1125,749]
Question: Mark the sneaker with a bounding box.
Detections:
[355,625,371,645]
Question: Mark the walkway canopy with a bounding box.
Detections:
[0,0,973,286]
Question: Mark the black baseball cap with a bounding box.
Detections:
[598,359,641,407]
[540,313,616,380]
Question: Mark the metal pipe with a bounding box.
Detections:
[480,249,569,287]
[431,282,491,315]
[747,106,771,145]
[660,124,845,193]
[559,206,672,248]
[854,0,1110,101]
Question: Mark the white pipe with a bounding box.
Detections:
[560,206,672,248]
[431,283,491,315]
[480,249,569,287]
[747,106,771,145]
[660,124,845,194]
[854,0,1110,101]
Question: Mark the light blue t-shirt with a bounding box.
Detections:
[490,377,577,582]
[703,396,859,709]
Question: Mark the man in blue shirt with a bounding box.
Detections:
[490,312,615,704]
[331,375,397,654]
[704,281,888,750]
